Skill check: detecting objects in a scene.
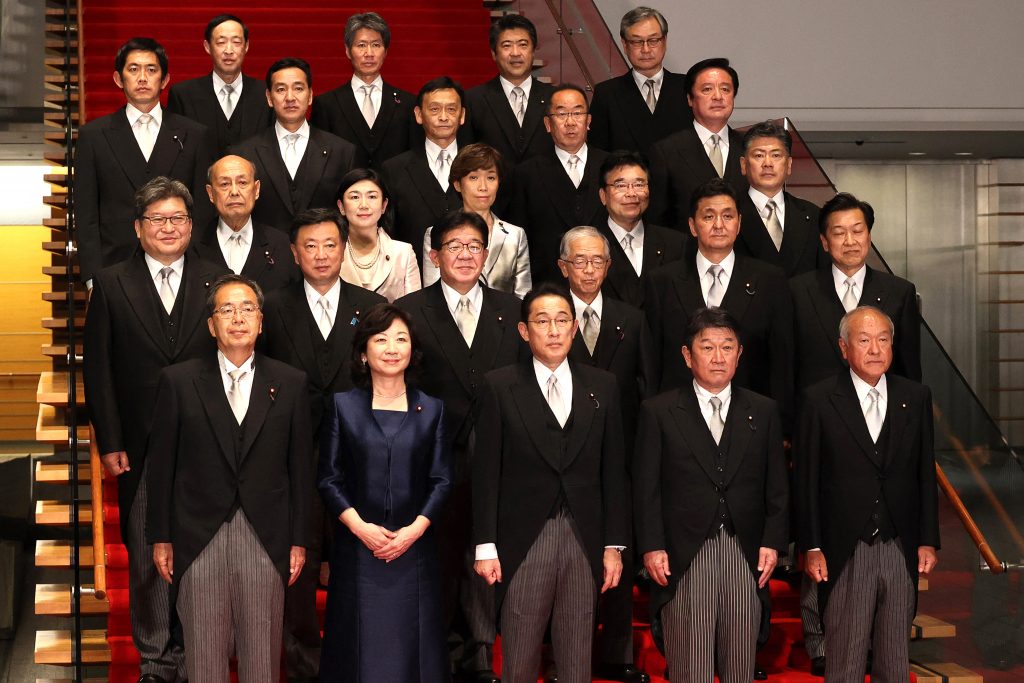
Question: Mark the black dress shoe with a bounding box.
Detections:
[137,676,167,683]
[811,657,826,677]
[753,664,768,680]
[595,663,651,682]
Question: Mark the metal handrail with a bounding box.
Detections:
[540,0,596,90]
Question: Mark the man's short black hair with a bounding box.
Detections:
[115,37,168,76]
[416,76,465,108]
[289,207,347,244]
[683,307,742,349]
[599,150,650,186]
[430,210,489,250]
[520,282,575,324]
[742,120,792,155]
[819,192,875,235]
[546,83,589,115]
[265,57,312,90]
[684,57,739,97]
[204,14,248,43]
[489,14,538,52]
[689,177,738,218]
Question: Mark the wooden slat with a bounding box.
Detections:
[911,614,956,639]
[35,584,108,616]
[42,344,84,358]
[36,407,88,444]
[35,539,94,568]
[35,459,90,484]
[41,317,85,330]
[42,290,87,302]
[35,500,92,526]
[43,217,69,227]
[37,372,85,405]
[911,662,983,683]
[43,265,79,277]
[34,629,109,665]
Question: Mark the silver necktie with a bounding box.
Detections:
[283,132,300,178]
[511,86,525,125]
[221,84,235,118]
[317,296,333,339]
[226,232,246,274]
[567,154,581,188]
[765,200,784,251]
[622,233,639,274]
[360,84,376,127]
[842,277,859,313]
[456,295,476,346]
[865,387,883,442]
[643,78,657,113]
[546,374,568,427]
[136,113,156,161]
[436,149,450,191]
[706,264,725,307]
[227,368,248,424]
[582,306,599,356]
[707,133,724,177]
[708,396,725,445]
[158,266,175,314]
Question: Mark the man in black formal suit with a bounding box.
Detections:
[465,15,554,170]
[194,154,298,292]
[505,84,608,285]
[589,7,691,158]
[645,178,794,426]
[634,306,788,683]
[597,150,687,308]
[166,15,273,157]
[83,177,229,683]
[148,274,312,683]
[380,76,466,263]
[395,210,527,683]
[736,121,824,277]
[558,226,655,683]
[796,306,938,683]
[310,12,416,169]
[474,282,628,683]
[648,58,748,231]
[76,37,214,285]
[231,58,356,233]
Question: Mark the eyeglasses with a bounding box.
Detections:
[625,36,664,49]
[546,110,588,123]
[212,302,261,319]
[606,181,649,193]
[560,256,608,270]
[529,317,573,330]
[143,214,191,227]
[441,240,485,255]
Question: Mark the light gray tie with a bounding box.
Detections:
[511,86,525,126]
[158,266,175,314]
[765,200,784,251]
[706,263,725,307]
[621,233,638,274]
[283,132,300,178]
[546,374,568,427]
[221,84,235,118]
[436,149,450,191]
[227,368,248,424]
[226,232,246,274]
[456,295,477,346]
[316,296,333,339]
[643,78,657,113]
[707,133,725,178]
[865,387,883,442]
[708,395,725,445]
[360,84,376,127]
[842,277,859,313]
[582,306,599,356]
[567,154,581,188]
[135,113,156,161]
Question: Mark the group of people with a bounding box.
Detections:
[75,5,940,683]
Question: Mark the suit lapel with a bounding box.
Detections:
[780,193,816,272]
[592,299,623,367]
[721,389,754,485]
[194,74,227,124]
[334,86,375,149]
[406,147,447,206]
[679,126,719,180]
[510,363,563,471]
[482,222,511,286]
[277,285,321,381]
[118,254,171,357]
[860,266,890,309]
[292,129,331,209]
[719,255,757,322]
[239,358,275,464]
[173,255,216,358]
[810,267,846,364]
[147,117,186,176]
[642,225,672,271]
[520,77,549,151]
[668,389,721,481]
[562,364,596,470]
[195,359,240,470]
[671,260,708,315]
[538,154,581,227]
[365,231,396,293]
[470,288,514,369]
[614,72,654,134]
[372,83,403,137]
[422,285,476,394]
[883,378,907,470]
[830,374,882,468]
[255,130,294,213]
[103,109,148,190]
[240,225,271,282]
[482,78,523,151]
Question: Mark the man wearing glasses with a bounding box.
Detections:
[473,281,628,683]
[84,176,228,683]
[506,84,608,284]
[395,210,527,683]
[597,150,687,309]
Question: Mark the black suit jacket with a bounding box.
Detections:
[146,354,313,584]
[394,283,527,481]
[645,254,795,429]
[310,81,416,169]
[795,372,939,610]
[790,265,922,391]
[75,107,215,282]
[634,385,788,612]
[588,69,692,157]
[647,125,748,231]
[260,279,386,439]
[736,191,824,278]
[568,295,657,454]
[505,147,609,284]
[597,221,688,308]
[380,146,464,261]
[83,250,228,541]
[473,360,628,608]
[193,222,299,293]
[166,73,273,157]
[465,76,554,168]
[231,126,356,232]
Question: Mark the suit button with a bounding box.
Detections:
[872,513,880,520]
[714,486,720,493]
[168,321,175,327]
[470,368,477,374]
[470,383,477,390]
[721,513,727,519]
[168,337,175,343]
[719,498,725,504]
[718,481,725,488]
[717,466,724,472]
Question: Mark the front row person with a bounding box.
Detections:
[633,306,788,683]
[318,304,453,682]
[473,282,628,683]
[147,274,312,683]
[796,306,939,683]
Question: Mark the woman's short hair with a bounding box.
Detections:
[349,303,423,388]
[449,143,504,185]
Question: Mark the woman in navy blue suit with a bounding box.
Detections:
[319,303,453,682]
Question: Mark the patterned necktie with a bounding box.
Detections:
[842,277,859,313]
[158,266,175,314]
[865,387,883,442]
[360,84,376,127]
[456,295,476,346]
[706,263,725,307]
[221,84,235,118]
[546,374,568,427]
[707,133,724,177]
[283,132,300,178]
[436,149,450,191]
[226,232,246,274]
[621,233,638,274]
[135,113,156,161]
[765,200,784,251]
[643,78,657,113]
[511,86,525,125]
[227,368,248,424]
[582,306,599,355]
[567,154,581,188]
[316,296,333,339]
[708,396,725,444]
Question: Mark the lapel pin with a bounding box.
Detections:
[204,280,211,288]
[415,404,423,412]
[393,92,401,104]
[748,415,756,431]
[745,282,756,295]
[350,317,358,326]
[497,315,503,323]
[616,325,624,340]
[385,254,391,261]
[269,386,277,402]
[264,250,274,265]
[322,150,328,156]
[590,392,600,409]
[172,135,183,150]
[902,403,907,409]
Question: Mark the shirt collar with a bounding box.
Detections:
[554,143,588,168]
[212,71,242,96]
[351,74,384,94]
[832,263,867,292]
[607,216,645,245]
[424,136,458,162]
[217,218,254,247]
[303,277,341,310]
[126,102,162,127]
[533,356,571,389]
[275,119,310,140]
[631,67,664,90]
[143,252,185,280]
[850,369,887,402]
[693,118,729,143]
[219,349,255,376]
[695,249,736,279]
[439,279,483,315]
[499,74,532,101]
[748,187,785,215]
[693,378,732,405]
[570,289,603,320]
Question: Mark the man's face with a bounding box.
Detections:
[346,28,387,81]
[687,67,735,131]
[291,221,344,290]
[206,156,260,227]
[113,50,169,111]
[621,17,666,77]
[557,235,608,301]
[682,326,742,394]
[543,88,590,154]
[204,20,247,78]
[134,197,192,263]
[518,294,578,369]
[492,28,535,84]
[740,136,792,197]
[599,164,650,227]
[429,225,488,293]
[266,67,312,128]
[839,310,893,385]
[414,88,464,144]
[207,282,263,356]
[821,208,871,274]
[689,194,740,254]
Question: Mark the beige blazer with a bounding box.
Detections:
[421,216,532,298]
[341,228,422,303]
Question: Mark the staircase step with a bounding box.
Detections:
[35,500,92,526]
[35,539,94,568]
[911,662,983,683]
[37,371,86,406]
[34,629,110,665]
[35,459,91,484]
[35,584,109,616]
[911,614,956,639]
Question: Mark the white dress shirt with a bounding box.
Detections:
[607,217,645,275]
[440,279,482,320]
[570,290,603,322]
[276,120,310,176]
[126,102,162,150]
[696,249,736,305]
[303,277,342,328]
[554,143,588,187]
[832,263,867,304]
[499,74,532,110]
[693,119,730,167]
[424,137,458,188]
[217,218,254,273]
[693,380,732,430]
[218,349,255,412]
[144,252,184,301]
[748,187,786,230]
[850,369,888,433]
[351,74,384,120]
[212,71,242,118]
[631,67,664,101]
